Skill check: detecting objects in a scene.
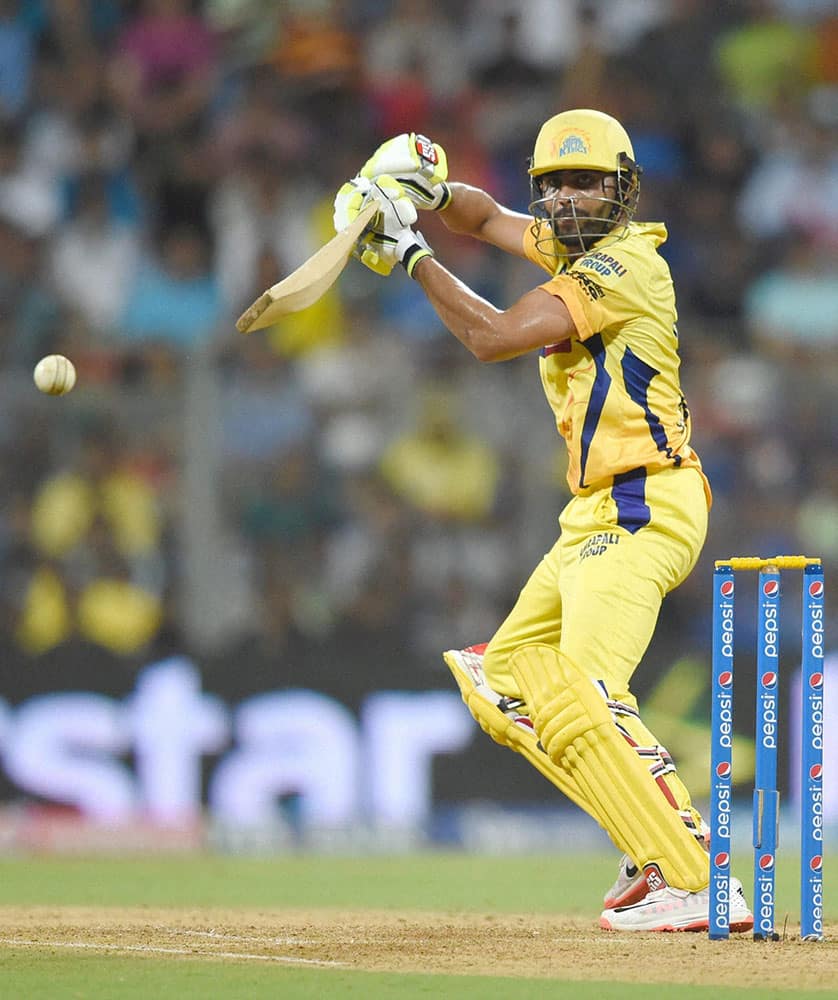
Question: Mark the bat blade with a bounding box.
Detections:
[236,201,379,334]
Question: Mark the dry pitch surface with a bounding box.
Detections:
[0,907,836,989]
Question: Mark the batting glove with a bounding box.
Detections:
[363,175,434,278]
[361,133,452,212]
[333,174,374,233]
[333,174,426,276]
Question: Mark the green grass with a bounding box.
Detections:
[0,852,616,913]
[0,851,828,916]
[1,956,834,1000]
[0,853,834,998]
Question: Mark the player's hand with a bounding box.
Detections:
[362,175,435,278]
[361,133,452,212]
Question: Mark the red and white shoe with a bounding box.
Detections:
[603,824,711,910]
[602,855,649,909]
[600,877,753,933]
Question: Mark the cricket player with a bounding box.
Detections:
[334,110,752,932]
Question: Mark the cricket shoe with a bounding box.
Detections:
[602,855,648,909]
[599,876,753,933]
[602,823,711,910]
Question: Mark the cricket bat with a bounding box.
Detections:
[236,201,379,334]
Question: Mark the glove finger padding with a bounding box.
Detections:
[366,176,434,278]
[358,232,399,276]
[361,133,448,185]
[354,175,418,276]
[371,175,418,228]
[395,173,452,211]
[333,175,374,233]
[362,133,451,211]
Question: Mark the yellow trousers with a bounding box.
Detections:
[484,465,708,831]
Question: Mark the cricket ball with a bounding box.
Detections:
[33,354,77,396]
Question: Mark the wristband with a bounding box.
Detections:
[403,244,433,277]
[396,229,434,278]
[435,181,453,211]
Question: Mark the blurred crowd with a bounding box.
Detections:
[0,0,836,685]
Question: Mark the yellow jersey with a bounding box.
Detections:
[523,221,710,506]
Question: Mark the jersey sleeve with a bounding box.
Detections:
[523,223,671,343]
[539,245,644,342]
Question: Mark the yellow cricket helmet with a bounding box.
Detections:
[529,108,636,177]
[527,108,642,260]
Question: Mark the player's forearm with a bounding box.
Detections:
[437,183,499,237]
[409,252,576,362]
[411,256,516,363]
[439,183,530,257]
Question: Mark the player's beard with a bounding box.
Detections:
[550,204,614,256]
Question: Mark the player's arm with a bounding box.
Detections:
[333,173,574,361]
[438,183,531,259]
[412,256,574,362]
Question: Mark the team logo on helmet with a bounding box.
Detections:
[558,134,588,157]
[720,580,734,598]
[763,580,779,597]
[759,854,774,871]
[811,855,823,872]
[809,580,824,598]
[716,762,731,778]
[714,852,730,868]
[810,672,824,689]
[719,671,733,688]
[761,672,778,688]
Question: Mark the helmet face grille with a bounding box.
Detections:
[527,154,641,261]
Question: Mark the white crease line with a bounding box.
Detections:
[164,928,316,947]
[0,937,345,967]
